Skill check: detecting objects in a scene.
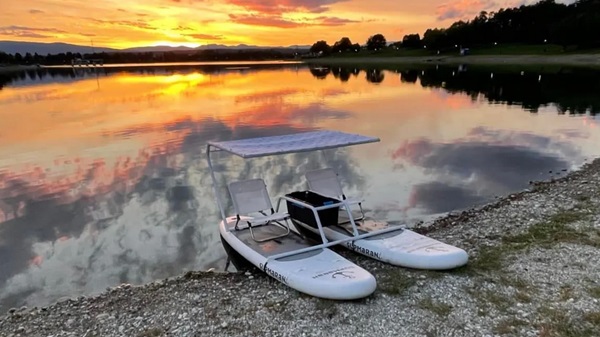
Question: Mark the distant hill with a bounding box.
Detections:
[0,41,117,55]
[0,41,311,55]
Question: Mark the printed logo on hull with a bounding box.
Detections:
[260,263,288,284]
[345,242,382,259]
[312,266,355,279]
[331,271,355,279]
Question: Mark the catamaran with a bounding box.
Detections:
[206,130,468,299]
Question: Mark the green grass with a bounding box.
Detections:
[457,245,507,275]
[500,276,531,291]
[494,317,529,335]
[418,297,453,317]
[515,291,532,303]
[377,269,417,295]
[466,285,515,314]
[588,286,600,299]
[559,285,575,301]
[584,312,600,326]
[456,208,597,280]
[503,210,596,248]
[315,299,338,318]
[480,290,514,312]
[536,307,599,337]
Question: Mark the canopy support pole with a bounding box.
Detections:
[206,144,227,225]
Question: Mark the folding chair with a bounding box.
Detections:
[228,178,290,242]
[305,168,365,222]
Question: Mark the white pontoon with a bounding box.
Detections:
[303,167,469,270]
[206,130,381,300]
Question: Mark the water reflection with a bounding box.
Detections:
[392,129,575,214]
[1,63,599,311]
[306,64,600,115]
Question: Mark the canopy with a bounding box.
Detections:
[208,130,380,158]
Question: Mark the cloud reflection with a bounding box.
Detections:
[394,128,575,214]
[0,115,365,312]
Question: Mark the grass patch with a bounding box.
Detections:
[504,210,593,248]
[418,297,453,317]
[588,286,600,299]
[559,285,575,301]
[377,269,416,295]
[494,318,528,335]
[537,308,597,337]
[583,312,600,326]
[315,299,338,318]
[573,194,591,203]
[500,276,531,291]
[468,286,514,313]
[464,245,506,274]
[515,291,532,303]
[418,270,447,280]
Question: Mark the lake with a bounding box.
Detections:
[1,62,599,311]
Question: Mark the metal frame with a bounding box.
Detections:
[206,131,402,265]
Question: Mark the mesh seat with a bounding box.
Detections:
[228,178,290,242]
[305,168,365,223]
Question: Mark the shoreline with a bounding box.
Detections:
[303,53,600,66]
[1,158,599,336]
[0,65,39,74]
[1,54,599,75]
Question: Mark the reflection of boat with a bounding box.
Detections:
[206,130,468,299]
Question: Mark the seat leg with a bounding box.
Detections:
[248,219,291,243]
[337,202,365,225]
[356,202,365,222]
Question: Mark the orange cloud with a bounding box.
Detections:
[186,33,223,40]
[436,0,498,20]
[0,25,69,39]
[228,13,358,28]
[224,0,349,14]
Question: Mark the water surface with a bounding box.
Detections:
[1,63,599,311]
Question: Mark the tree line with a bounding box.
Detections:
[310,0,600,55]
[0,49,300,66]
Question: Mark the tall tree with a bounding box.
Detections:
[402,34,422,48]
[310,40,332,55]
[332,37,353,53]
[366,34,387,50]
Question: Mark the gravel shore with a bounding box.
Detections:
[1,159,599,337]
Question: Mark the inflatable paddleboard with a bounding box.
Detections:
[220,216,376,300]
[296,219,468,270]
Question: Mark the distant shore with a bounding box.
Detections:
[303,53,600,66]
[0,65,39,74]
[2,54,600,74]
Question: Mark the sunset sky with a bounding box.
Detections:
[0,0,554,49]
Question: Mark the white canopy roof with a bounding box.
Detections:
[208,130,380,158]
